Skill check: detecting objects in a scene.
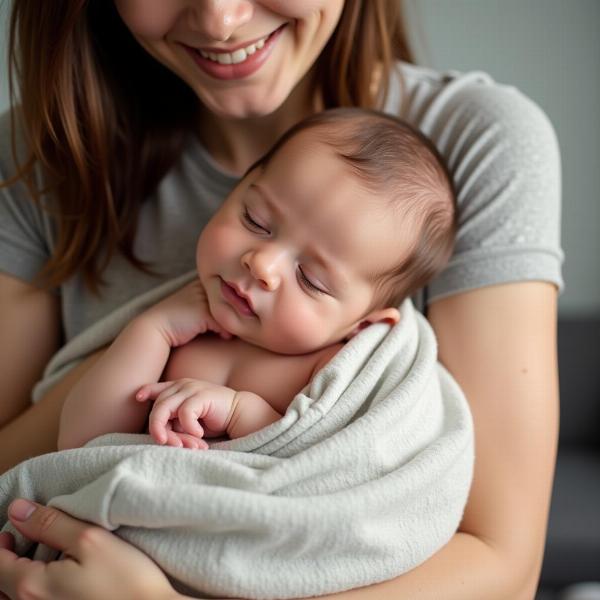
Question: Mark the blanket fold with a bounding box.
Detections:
[1,272,473,600]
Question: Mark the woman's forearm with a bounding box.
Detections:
[298,532,535,600]
[59,317,171,449]
[0,349,105,474]
[0,393,61,475]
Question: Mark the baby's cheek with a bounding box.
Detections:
[268,303,331,353]
[198,223,237,267]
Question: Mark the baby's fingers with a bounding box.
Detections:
[164,429,184,448]
[163,431,207,450]
[178,402,207,438]
[176,432,209,450]
[148,401,180,445]
[136,381,175,402]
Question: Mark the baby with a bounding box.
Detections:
[58,108,456,451]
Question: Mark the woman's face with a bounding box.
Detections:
[113,0,345,119]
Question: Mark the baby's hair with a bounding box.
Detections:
[248,107,457,307]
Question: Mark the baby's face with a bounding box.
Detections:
[197,135,403,354]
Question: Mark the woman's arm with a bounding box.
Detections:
[0,273,60,428]
[0,272,62,474]
[0,348,105,475]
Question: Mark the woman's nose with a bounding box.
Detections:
[186,0,254,43]
[242,248,282,291]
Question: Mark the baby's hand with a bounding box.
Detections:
[136,379,238,450]
[142,280,232,347]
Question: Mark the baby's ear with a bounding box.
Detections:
[345,307,401,340]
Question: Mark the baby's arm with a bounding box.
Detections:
[58,281,230,450]
[139,342,344,447]
[138,379,282,447]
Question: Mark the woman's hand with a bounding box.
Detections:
[0,500,180,600]
[143,280,232,347]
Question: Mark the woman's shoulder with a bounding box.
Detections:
[388,63,563,305]
[388,61,557,144]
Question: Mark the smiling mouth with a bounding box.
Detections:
[188,24,286,67]
[220,279,257,317]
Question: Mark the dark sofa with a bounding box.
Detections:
[536,317,600,598]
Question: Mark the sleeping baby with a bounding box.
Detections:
[58,107,456,450]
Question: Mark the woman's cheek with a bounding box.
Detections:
[114,0,178,39]
[258,0,340,20]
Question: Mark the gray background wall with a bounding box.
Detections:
[1,0,598,316]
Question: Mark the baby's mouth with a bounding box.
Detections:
[220,278,257,317]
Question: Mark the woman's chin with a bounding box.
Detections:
[198,87,291,121]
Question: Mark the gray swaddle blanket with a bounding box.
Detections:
[0,272,473,599]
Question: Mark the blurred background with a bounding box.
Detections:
[1,1,598,599]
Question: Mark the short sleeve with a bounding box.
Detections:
[395,66,564,303]
[0,111,54,284]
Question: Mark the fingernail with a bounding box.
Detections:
[9,499,36,521]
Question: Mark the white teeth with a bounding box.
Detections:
[197,33,270,65]
[230,49,246,64]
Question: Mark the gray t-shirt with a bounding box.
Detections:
[0,62,563,343]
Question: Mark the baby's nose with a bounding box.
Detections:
[242,249,282,291]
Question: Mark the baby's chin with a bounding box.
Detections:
[209,302,335,354]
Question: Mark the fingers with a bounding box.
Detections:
[0,549,38,600]
[165,420,207,448]
[159,426,207,450]
[6,500,92,557]
[164,428,184,448]
[135,381,174,402]
[149,395,186,445]
[147,381,204,444]
[172,432,209,450]
[140,381,186,444]
[177,400,207,438]
[0,533,13,552]
[140,379,214,450]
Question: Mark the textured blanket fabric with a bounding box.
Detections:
[0,273,474,599]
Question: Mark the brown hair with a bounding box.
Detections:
[3,1,414,293]
[251,108,457,306]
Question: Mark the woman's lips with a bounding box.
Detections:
[220,279,256,317]
[183,24,286,80]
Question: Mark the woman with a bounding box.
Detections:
[0,1,561,598]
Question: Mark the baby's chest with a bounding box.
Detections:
[163,337,317,414]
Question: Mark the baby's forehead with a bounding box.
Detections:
[263,136,372,202]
